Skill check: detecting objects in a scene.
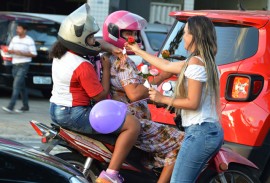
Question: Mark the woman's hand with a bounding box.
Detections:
[149,87,164,103]
[124,42,141,55]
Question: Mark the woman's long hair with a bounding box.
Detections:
[49,40,68,60]
[174,16,220,116]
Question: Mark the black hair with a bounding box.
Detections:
[49,41,68,60]
[17,23,28,30]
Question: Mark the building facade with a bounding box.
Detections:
[0,0,269,26]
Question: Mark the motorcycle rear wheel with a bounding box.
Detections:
[55,152,100,183]
[198,164,260,183]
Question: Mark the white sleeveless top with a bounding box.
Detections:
[181,56,219,127]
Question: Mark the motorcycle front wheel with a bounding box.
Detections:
[55,152,101,183]
[198,164,260,183]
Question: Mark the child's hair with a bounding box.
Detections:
[49,41,68,59]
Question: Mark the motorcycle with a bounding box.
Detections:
[30,119,261,183]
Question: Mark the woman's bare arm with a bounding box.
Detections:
[125,42,185,74]
[149,78,203,110]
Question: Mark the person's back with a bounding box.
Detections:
[50,51,102,107]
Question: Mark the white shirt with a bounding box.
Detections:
[8,35,37,64]
[50,52,103,107]
[181,56,219,127]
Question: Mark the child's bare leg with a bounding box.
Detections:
[157,163,174,183]
[108,114,140,170]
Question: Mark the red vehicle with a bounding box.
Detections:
[149,10,270,183]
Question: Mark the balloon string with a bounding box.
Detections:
[127,98,150,106]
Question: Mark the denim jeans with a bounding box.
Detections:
[8,63,29,109]
[170,122,224,183]
[50,103,94,134]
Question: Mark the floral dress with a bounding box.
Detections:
[109,55,184,168]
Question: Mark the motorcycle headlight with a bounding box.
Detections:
[70,176,89,183]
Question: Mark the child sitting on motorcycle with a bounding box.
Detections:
[49,4,140,183]
[99,10,185,183]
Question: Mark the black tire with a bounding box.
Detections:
[55,152,101,183]
[260,160,270,183]
[197,164,261,183]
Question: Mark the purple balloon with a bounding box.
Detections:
[89,99,127,134]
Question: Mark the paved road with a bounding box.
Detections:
[0,89,52,148]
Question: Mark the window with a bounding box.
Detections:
[215,24,258,65]
[145,31,168,51]
[23,23,59,47]
[161,21,259,65]
[0,21,9,44]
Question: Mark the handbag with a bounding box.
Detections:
[174,114,184,131]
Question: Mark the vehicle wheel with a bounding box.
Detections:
[260,160,270,183]
[55,152,101,183]
[197,164,260,183]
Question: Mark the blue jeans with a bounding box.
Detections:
[50,103,94,134]
[170,122,224,183]
[8,63,29,109]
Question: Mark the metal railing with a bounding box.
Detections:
[149,2,181,25]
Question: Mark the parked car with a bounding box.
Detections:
[0,137,88,182]
[95,23,171,66]
[140,23,171,54]
[152,10,270,183]
[0,12,66,97]
[133,23,171,65]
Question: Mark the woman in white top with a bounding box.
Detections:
[125,15,224,183]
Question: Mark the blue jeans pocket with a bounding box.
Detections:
[50,104,72,128]
[70,106,89,130]
[205,122,224,152]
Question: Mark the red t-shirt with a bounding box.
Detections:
[50,51,103,106]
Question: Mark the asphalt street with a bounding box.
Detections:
[0,89,52,148]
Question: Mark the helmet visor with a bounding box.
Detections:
[114,12,147,30]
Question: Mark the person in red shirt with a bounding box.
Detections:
[49,4,140,183]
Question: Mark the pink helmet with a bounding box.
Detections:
[103,10,147,50]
